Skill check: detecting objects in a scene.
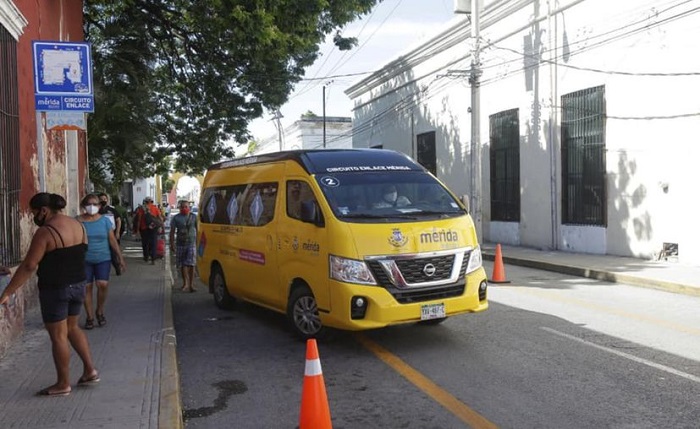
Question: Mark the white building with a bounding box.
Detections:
[346,0,700,263]
[125,177,159,209]
[253,115,352,154]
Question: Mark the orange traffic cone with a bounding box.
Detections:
[489,244,510,284]
[299,339,332,429]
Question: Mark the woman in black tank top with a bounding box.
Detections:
[0,193,100,396]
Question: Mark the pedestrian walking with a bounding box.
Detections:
[0,192,100,396]
[97,192,123,275]
[77,193,126,330]
[97,192,122,243]
[132,196,163,264]
[169,200,198,292]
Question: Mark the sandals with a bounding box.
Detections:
[77,371,101,386]
[84,318,94,330]
[37,387,71,397]
[96,313,107,327]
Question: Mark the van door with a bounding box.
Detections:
[278,179,330,311]
[235,181,280,306]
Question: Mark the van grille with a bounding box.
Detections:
[396,255,454,282]
[388,281,466,304]
[366,250,471,303]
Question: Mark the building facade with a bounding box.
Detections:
[346,0,700,263]
[0,0,88,354]
[253,115,352,154]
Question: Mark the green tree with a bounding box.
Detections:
[84,0,378,186]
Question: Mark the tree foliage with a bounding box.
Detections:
[84,0,379,187]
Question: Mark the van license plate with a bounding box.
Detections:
[421,303,445,320]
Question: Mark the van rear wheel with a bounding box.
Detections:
[287,286,324,339]
[210,265,235,310]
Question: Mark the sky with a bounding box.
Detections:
[245,0,461,145]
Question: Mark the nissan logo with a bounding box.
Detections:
[423,263,436,277]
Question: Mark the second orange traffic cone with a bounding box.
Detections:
[489,244,510,283]
[299,339,332,429]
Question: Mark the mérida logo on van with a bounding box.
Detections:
[419,228,459,244]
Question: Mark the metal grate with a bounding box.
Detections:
[561,86,607,226]
[489,108,520,221]
[0,26,22,266]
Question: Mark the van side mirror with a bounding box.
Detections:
[301,200,324,226]
[460,195,470,213]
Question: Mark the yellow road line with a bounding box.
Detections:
[355,334,498,429]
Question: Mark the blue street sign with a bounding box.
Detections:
[35,95,94,112]
[32,41,93,110]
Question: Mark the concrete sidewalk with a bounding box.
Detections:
[0,237,182,429]
[482,242,700,297]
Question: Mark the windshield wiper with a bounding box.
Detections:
[414,210,464,216]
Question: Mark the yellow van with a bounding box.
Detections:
[197,149,488,338]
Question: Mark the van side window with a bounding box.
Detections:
[239,183,278,226]
[201,183,277,226]
[287,181,316,220]
[201,185,247,225]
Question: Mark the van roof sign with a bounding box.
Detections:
[208,149,425,174]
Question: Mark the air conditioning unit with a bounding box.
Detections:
[454,0,471,14]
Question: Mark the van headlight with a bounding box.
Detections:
[330,255,377,285]
[465,246,483,274]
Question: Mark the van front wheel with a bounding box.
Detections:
[287,287,324,339]
[211,265,236,310]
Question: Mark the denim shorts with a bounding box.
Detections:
[85,260,112,282]
[39,282,86,324]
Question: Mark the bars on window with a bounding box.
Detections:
[489,108,520,222]
[561,86,607,226]
[0,26,22,265]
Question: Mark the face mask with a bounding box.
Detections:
[180,207,190,215]
[384,192,397,203]
[85,205,99,215]
[33,210,46,227]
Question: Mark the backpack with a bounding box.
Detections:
[144,208,163,229]
[176,213,195,244]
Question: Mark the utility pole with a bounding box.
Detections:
[272,109,283,152]
[322,80,333,148]
[323,84,326,148]
[470,0,482,240]
[455,0,482,240]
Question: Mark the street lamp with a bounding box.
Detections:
[454,0,482,240]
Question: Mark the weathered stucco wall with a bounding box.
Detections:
[1,0,87,357]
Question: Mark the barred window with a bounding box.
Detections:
[0,26,21,266]
[489,109,520,221]
[416,131,436,176]
[561,86,607,226]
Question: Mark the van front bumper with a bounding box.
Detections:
[319,267,488,331]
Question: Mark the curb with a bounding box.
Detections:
[158,245,184,428]
[482,252,700,298]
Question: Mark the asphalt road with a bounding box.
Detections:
[172,262,700,428]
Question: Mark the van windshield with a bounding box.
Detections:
[315,171,466,222]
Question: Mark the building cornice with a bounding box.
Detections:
[0,0,28,40]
